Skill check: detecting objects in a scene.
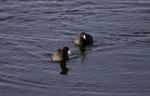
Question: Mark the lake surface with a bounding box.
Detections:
[0,0,150,96]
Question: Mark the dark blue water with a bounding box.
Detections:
[0,0,150,96]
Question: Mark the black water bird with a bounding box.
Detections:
[74,32,93,46]
[51,47,71,62]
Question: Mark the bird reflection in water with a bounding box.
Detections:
[59,61,69,75]
[77,45,86,63]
